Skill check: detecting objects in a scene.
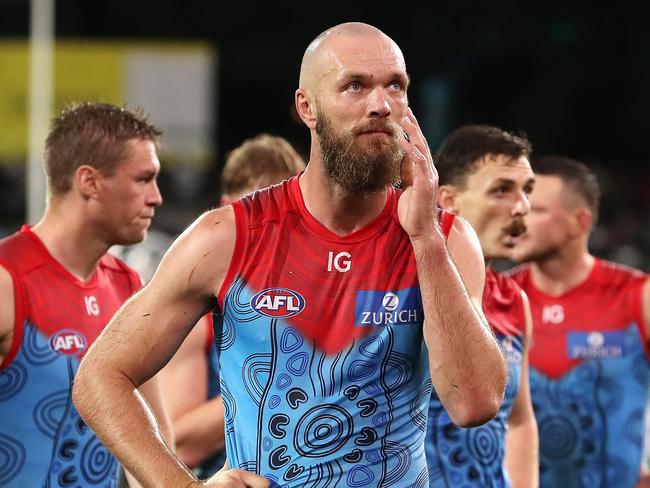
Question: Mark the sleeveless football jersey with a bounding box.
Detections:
[215,176,454,487]
[427,265,527,487]
[510,259,649,488]
[0,226,140,488]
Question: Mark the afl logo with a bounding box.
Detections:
[251,288,306,318]
[49,330,87,355]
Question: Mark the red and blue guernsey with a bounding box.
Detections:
[427,262,527,487]
[215,176,455,488]
[0,226,141,488]
[510,259,649,488]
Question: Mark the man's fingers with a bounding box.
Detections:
[205,468,269,488]
[239,470,270,487]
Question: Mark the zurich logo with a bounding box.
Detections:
[382,292,399,311]
[251,288,306,318]
[49,329,87,355]
[587,332,605,348]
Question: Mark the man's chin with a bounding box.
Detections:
[115,229,148,247]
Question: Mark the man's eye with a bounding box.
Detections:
[388,81,403,90]
[347,82,362,92]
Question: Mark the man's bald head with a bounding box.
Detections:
[299,22,402,92]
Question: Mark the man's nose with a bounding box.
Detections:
[367,87,391,118]
[513,190,530,216]
[148,179,163,207]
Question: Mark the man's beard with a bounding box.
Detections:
[316,111,404,193]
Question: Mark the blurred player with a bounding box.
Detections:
[429,124,539,487]
[159,133,305,477]
[510,155,650,487]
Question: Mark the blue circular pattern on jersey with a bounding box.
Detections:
[80,437,116,484]
[0,362,27,401]
[263,437,272,452]
[539,415,578,460]
[372,412,387,427]
[276,373,292,390]
[385,351,413,396]
[280,328,303,353]
[365,449,381,464]
[467,424,500,466]
[347,465,375,487]
[597,376,624,413]
[625,408,644,446]
[221,384,236,433]
[384,440,412,486]
[348,360,376,381]
[218,314,237,351]
[0,433,25,485]
[34,389,68,439]
[286,352,308,376]
[268,395,281,409]
[294,404,353,458]
[359,335,384,358]
[24,324,58,365]
[242,353,271,406]
[230,277,261,322]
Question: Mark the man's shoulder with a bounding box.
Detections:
[0,228,46,275]
[169,207,237,275]
[596,258,647,283]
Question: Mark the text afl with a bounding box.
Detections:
[251,288,306,318]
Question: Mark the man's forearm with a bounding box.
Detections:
[412,236,506,426]
[73,364,197,488]
[505,417,539,488]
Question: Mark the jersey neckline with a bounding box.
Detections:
[20,225,101,288]
[524,257,601,301]
[288,175,397,244]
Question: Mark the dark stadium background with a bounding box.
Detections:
[2,0,649,270]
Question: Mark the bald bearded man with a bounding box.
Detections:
[72,22,507,488]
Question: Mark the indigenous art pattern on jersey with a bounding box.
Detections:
[427,266,526,487]
[216,176,454,487]
[0,227,140,488]
[510,259,649,488]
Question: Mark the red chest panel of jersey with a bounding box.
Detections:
[510,259,647,378]
[0,226,140,366]
[218,177,453,355]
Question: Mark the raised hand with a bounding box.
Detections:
[397,107,440,241]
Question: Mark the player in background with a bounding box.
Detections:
[509,155,650,488]
[159,133,305,478]
[429,124,539,487]
[0,102,172,488]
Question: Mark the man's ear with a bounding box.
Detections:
[75,165,101,199]
[295,89,317,129]
[574,207,593,236]
[438,184,459,213]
